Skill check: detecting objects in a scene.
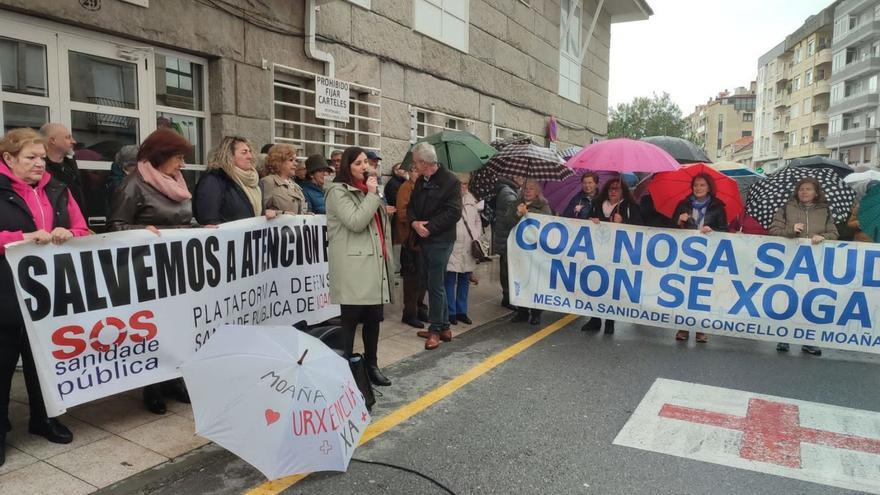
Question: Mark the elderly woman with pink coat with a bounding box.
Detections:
[445,174,482,326]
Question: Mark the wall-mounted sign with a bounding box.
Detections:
[315,76,350,123]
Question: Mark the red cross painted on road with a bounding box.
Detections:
[659,398,880,468]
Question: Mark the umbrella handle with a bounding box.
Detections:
[297,349,309,365]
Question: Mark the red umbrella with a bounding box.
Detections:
[646,163,744,222]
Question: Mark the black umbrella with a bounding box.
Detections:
[745,167,857,229]
[490,135,532,151]
[641,136,711,164]
[788,155,853,179]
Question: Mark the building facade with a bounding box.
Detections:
[687,84,756,161]
[827,0,880,167]
[753,42,786,172]
[0,0,652,228]
[753,5,835,174]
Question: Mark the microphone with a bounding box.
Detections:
[364,169,385,199]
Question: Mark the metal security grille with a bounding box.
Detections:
[409,105,475,142]
[272,63,381,158]
[491,123,543,144]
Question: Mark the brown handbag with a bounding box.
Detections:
[462,219,486,260]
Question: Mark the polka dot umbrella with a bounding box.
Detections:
[745,166,857,229]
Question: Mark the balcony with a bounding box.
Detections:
[830,92,880,115]
[833,56,880,83]
[772,117,788,134]
[812,79,830,95]
[834,20,880,51]
[774,67,789,83]
[815,47,832,65]
[811,105,829,122]
[773,93,789,108]
[828,127,879,148]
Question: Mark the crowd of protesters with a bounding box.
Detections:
[0,123,861,466]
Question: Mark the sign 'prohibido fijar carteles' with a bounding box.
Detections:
[315,75,350,123]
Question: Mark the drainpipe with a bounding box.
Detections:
[305,0,336,151]
[305,0,335,77]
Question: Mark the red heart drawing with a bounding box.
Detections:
[265,409,281,426]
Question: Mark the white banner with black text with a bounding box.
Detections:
[7,215,339,416]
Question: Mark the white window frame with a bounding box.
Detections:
[413,0,469,53]
[409,105,473,143]
[0,25,61,129]
[0,12,210,173]
[272,63,382,158]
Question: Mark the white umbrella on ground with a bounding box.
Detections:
[180,325,371,480]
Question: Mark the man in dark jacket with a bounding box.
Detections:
[408,142,462,350]
[40,123,86,212]
[491,175,524,309]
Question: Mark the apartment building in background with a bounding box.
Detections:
[0,0,653,230]
[687,83,756,160]
[719,135,754,167]
[827,0,880,167]
[753,4,836,174]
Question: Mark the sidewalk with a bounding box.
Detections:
[0,258,511,494]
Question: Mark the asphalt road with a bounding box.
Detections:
[99,313,880,495]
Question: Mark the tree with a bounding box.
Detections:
[607,92,688,140]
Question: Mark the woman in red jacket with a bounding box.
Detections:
[0,128,89,467]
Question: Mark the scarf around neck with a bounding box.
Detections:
[689,194,711,227]
[137,161,192,202]
[222,162,261,216]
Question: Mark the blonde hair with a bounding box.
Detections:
[0,128,45,158]
[208,136,252,171]
[264,143,299,175]
[454,172,471,184]
[520,179,546,202]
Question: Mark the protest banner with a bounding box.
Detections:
[6,215,339,416]
[508,214,880,354]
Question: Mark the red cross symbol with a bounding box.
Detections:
[319,440,333,455]
[361,411,368,422]
[659,398,880,468]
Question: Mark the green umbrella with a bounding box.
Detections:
[858,183,880,242]
[400,130,496,172]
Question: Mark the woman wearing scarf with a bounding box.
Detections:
[0,128,89,466]
[584,178,642,334]
[768,177,838,357]
[108,128,195,414]
[194,136,277,225]
[325,147,395,388]
[507,180,552,325]
[671,173,728,343]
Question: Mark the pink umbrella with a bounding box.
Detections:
[568,138,680,173]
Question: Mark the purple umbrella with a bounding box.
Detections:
[544,170,637,214]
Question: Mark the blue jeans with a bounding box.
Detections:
[421,242,455,331]
[445,271,471,317]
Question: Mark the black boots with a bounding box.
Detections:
[28,418,73,444]
[604,320,615,334]
[161,379,191,404]
[367,365,392,386]
[143,385,166,415]
[581,317,601,331]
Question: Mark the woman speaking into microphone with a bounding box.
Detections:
[325,147,395,388]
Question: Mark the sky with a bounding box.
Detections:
[608,0,835,116]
